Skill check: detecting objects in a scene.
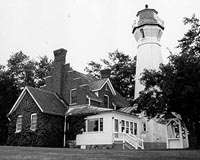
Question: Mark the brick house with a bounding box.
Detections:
[7,48,189,149]
[7,48,129,147]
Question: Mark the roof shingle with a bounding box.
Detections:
[27,87,68,116]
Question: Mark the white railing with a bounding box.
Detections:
[113,132,144,150]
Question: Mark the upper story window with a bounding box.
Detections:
[87,118,103,132]
[70,89,77,104]
[30,113,37,131]
[143,122,146,132]
[105,84,108,91]
[140,28,145,38]
[104,95,109,108]
[16,115,22,133]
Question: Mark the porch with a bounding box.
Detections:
[76,111,144,149]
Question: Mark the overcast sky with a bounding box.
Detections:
[0,0,200,72]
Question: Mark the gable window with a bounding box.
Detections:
[87,118,103,132]
[104,95,109,108]
[16,115,22,133]
[105,84,108,91]
[140,28,145,38]
[30,113,37,131]
[143,122,146,132]
[70,89,77,104]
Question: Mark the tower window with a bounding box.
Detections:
[70,89,77,104]
[104,95,109,108]
[140,28,145,38]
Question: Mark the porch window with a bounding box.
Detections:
[30,113,37,131]
[130,122,133,134]
[100,118,103,131]
[121,120,125,133]
[167,121,180,138]
[87,118,103,132]
[70,89,77,104]
[114,119,119,132]
[126,121,129,133]
[134,123,137,135]
[16,115,22,133]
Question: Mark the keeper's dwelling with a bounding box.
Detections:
[7,5,189,149]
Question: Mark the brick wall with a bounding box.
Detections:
[7,91,64,147]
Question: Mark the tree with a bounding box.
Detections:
[0,70,20,144]
[136,15,200,148]
[85,50,136,104]
[0,52,52,145]
[7,51,36,88]
[35,56,52,87]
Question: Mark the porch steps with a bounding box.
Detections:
[113,141,136,150]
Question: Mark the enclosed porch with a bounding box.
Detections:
[76,110,144,149]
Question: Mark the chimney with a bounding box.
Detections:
[100,69,111,79]
[51,48,67,96]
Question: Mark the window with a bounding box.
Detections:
[70,89,77,104]
[30,113,37,131]
[140,28,145,38]
[16,115,22,133]
[126,121,129,133]
[104,95,109,108]
[134,123,137,135]
[130,122,133,134]
[105,84,108,91]
[143,122,146,132]
[114,119,119,132]
[100,118,103,131]
[121,120,125,133]
[87,118,103,132]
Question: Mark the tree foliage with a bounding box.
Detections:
[0,51,52,145]
[136,15,200,147]
[85,50,136,104]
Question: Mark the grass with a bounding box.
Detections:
[0,146,199,160]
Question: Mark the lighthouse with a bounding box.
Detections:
[133,5,164,99]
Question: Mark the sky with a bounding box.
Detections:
[0,0,200,72]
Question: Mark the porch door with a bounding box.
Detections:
[167,120,182,149]
[113,119,120,140]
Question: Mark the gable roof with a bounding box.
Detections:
[8,86,68,116]
[89,78,116,95]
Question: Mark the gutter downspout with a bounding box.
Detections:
[63,115,67,147]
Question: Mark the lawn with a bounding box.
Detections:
[0,146,199,160]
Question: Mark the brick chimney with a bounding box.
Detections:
[100,69,111,79]
[51,48,67,96]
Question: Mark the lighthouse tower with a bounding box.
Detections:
[133,5,164,99]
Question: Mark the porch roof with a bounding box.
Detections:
[65,105,112,116]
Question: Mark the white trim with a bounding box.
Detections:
[8,87,27,116]
[26,89,44,112]
[92,79,116,95]
[70,88,77,105]
[7,87,44,116]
